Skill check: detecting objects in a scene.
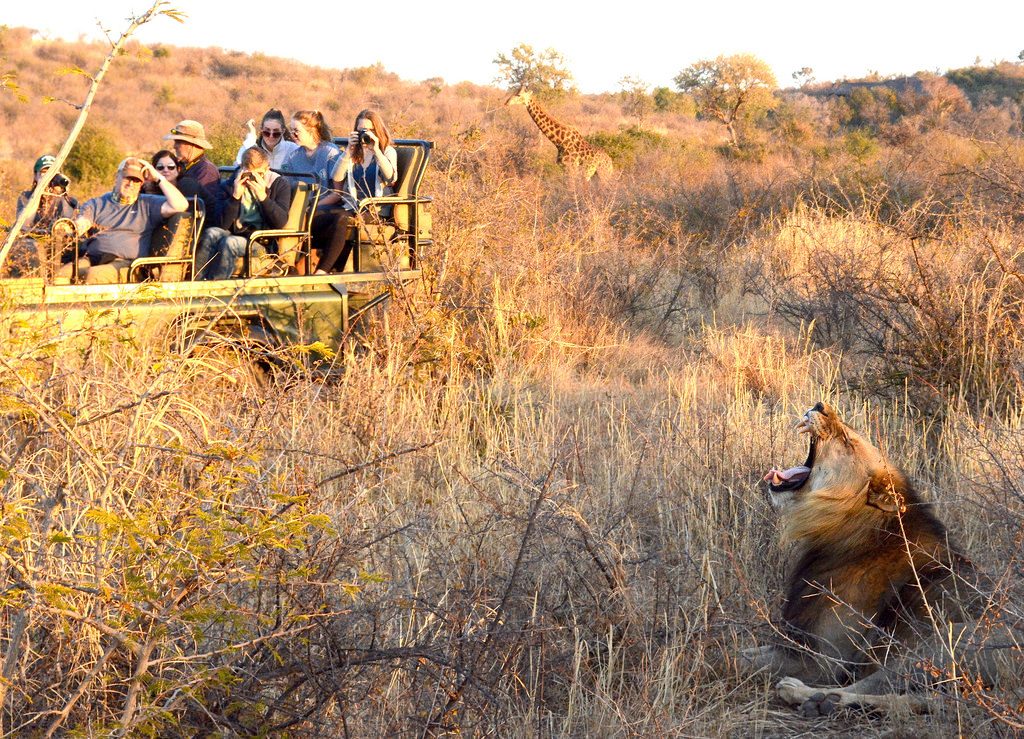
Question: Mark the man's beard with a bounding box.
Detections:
[112,181,138,206]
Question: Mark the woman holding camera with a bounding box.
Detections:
[194,146,291,280]
[312,109,398,274]
[234,108,300,169]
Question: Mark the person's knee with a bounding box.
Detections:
[224,234,250,257]
[55,258,89,283]
[199,227,229,249]
[84,260,129,284]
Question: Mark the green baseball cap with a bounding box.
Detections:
[34,154,56,174]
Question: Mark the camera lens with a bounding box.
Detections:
[359,131,374,145]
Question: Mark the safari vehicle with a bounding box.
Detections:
[1,139,433,364]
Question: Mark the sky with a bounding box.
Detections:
[5,1,1024,93]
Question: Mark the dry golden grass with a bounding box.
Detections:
[1,28,1023,737]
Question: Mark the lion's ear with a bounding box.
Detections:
[865,473,907,513]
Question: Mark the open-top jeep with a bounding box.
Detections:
[2,139,432,365]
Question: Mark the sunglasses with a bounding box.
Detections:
[262,129,283,139]
[155,163,178,171]
[124,177,143,184]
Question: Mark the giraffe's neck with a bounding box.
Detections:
[525,98,587,153]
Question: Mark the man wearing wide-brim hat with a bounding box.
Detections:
[165,119,226,221]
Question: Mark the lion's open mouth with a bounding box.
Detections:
[764,436,816,492]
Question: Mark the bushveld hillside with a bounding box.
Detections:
[1,26,1024,736]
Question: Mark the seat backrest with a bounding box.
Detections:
[274,181,319,268]
[391,144,427,232]
[283,180,311,231]
[145,197,203,281]
[148,216,192,282]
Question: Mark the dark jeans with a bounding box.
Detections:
[311,205,355,273]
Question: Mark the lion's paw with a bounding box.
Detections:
[776,677,842,717]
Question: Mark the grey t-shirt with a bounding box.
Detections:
[281,141,341,190]
[77,193,166,260]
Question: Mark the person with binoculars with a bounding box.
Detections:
[312,108,398,274]
[5,155,80,277]
[16,155,78,234]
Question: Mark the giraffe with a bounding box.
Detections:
[506,88,614,181]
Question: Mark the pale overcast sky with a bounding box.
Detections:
[5,1,1023,92]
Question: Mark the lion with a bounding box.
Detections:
[743,402,1022,715]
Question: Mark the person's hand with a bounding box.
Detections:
[232,171,249,200]
[347,131,360,150]
[246,118,257,136]
[245,173,267,201]
[139,160,162,182]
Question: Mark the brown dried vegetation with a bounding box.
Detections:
[1,28,1024,736]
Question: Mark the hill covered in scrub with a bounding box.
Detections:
[1,25,1024,736]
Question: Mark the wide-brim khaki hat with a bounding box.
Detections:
[164,119,212,149]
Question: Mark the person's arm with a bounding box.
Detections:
[141,161,188,217]
[72,199,96,235]
[257,177,291,229]
[319,147,348,208]
[234,119,258,164]
[220,173,243,229]
[362,131,396,184]
[58,194,77,220]
[191,158,227,220]
[376,144,398,185]
[15,191,31,219]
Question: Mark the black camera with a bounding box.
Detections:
[49,173,70,192]
[358,130,374,145]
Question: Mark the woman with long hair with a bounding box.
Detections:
[144,149,206,215]
[280,110,341,190]
[312,108,398,274]
[234,108,300,169]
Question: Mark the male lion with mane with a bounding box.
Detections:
[744,402,1022,715]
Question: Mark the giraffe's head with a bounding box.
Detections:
[505,87,532,107]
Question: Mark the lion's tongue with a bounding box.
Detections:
[763,465,811,486]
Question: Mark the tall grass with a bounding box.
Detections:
[1,30,1023,736]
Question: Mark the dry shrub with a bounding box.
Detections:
[3,28,1024,737]
[746,201,1024,412]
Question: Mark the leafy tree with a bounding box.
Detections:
[493,43,574,98]
[586,126,666,167]
[792,66,815,88]
[64,123,124,185]
[652,86,696,116]
[206,122,241,166]
[674,54,778,146]
[618,75,654,128]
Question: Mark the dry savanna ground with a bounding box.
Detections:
[1,25,1024,737]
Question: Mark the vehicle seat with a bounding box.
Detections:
[344,141,433,273]
[129,197,204,282]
